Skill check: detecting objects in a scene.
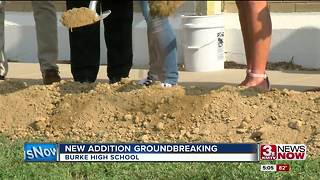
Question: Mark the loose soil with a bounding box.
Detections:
[149,1,185,17]
[61,7,99,29]
[0,79,319,156]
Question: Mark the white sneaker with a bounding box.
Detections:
[138,76,154,86]
[161,82,176,88]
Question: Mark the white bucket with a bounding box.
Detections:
[181,15,224,72]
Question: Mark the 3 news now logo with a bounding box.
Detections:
[260,144,307,160]
[24,143,57,162]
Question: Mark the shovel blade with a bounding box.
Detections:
[99,10,111,21]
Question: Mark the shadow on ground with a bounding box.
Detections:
[0,78,318,96]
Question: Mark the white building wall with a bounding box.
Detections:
[4,12,320,68]
[225,13,320,68]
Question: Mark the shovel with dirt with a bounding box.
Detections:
[60,1,111,30]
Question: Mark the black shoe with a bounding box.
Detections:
[42,69,61,85]
[78,79,95,84]
[0,75,5,80]
[109,77,122,84]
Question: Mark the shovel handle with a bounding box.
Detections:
[89,1,98,11]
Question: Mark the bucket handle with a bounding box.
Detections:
[184,38,217,50]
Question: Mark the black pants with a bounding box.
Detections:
[66,1,133,83]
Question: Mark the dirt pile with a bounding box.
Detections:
[61,7,99,29]
[0,80,319,156]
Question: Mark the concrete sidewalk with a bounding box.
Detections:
[3,62,320,91]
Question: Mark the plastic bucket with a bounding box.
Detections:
[181,15,224,72]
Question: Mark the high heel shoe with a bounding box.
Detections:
[247,72,271,91]
[239,69,252,86]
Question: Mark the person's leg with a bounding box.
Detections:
[156,19,178,86]
[236,1,272,89]
[0,1,7,79]
[32,1,61,84]
[66,1,100,83]
[147,18,178,86]
[102,0,133,83]
[236,1,251,85]
[139,1,178,86]
[138,1,162,85]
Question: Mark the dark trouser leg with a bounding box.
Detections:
[102,0,133,80]
[66,1,100,83]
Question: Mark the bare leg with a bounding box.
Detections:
[236,1,252,70]
[236,1,272,89]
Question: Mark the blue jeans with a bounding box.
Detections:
[140,1,178,84]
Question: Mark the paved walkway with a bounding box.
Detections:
[3,62,320,91]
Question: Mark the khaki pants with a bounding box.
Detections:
[0,1,58,77]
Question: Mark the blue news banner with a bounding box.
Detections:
[24,143,258,162]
